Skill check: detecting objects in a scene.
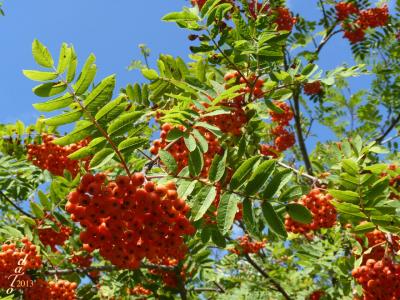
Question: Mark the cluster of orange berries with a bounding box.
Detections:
[0,238,41,289]
[335,2,389,43]
[381,164,400,200]
[261,102,295,158]
[285,189,337,234]
[65,173,195,269]
[351,258,400,300]
[149,260,188,288]
[303,81,323,95]
[229,235,266,255]
[355,229,400,263]
[128,284,152,296]
[224,71,265,104]
[150,123,222,175]
[36,214,72,252]
[70,253,92,268]
[273,7,297,31]
[27,134,89,177]
[24,279,77,300]
[308,290,325,300]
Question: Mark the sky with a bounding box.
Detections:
[0,0,393,146]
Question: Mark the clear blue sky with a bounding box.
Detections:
[0,0,393,144]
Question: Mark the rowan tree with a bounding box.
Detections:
[0,0,400,299]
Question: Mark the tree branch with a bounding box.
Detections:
[0,191,35,219]
[244,254,292,300]
[292,90,314,175]
[376,113,400,144]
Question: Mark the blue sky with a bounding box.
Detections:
[0,0,393,145]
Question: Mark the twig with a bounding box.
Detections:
[46,262,175,275]
[0,191,35,219]
[277,161,320,184]
[244,254,292,300]
[213,281,226,293]
[175,267,188,300]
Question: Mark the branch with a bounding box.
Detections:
[376,113,400,144]
[277,161,320,184]
[0,191,35,219]
[46,262,175,275]
[244,254,292,300]
[175,267,188,300]
[292,91,314,175]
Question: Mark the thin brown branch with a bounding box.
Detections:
[0,191,35,219]
[376,113,400,144]
[292,90,314,175]
[244,254,292,300]
[277,161,320,184]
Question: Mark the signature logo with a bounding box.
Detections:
[6,254,34,294]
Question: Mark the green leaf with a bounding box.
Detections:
[32,94,74,112]
[54,122,94,146]
[286,203,312,224]
[23,70,59,81]
[243,198,256,234]
[162,11,199,22]
[38,190,51,211]
[208,151,227,183]
[330,201,366,218]
[189,147,204,177]
[89,148,115,169]
[217,193,240,235]
[95,95,125,121]
[342,159,359,175]
[230,156,261,190]
[56,43,71,74]
[279,186,303,202]
[83,75,116,115]
[141,68,159,80]
[73,53,97,95]
[66,47,78,83]
[328,189,359,203]
[192,128,209,153]
[32,39,54,68]
[118,137,147,152]
[44,110,82,126]
[159,149,178,174]
[261,202,287,238]
[261,169,292,199]
[30,202,44,219]
[107,111,143,136]
[244,160,276,195]
[184,134,197,152]
[177,179,198,199]
[353,222,375,234]
[33,82,67,97]
[166,128,185,142]
[211,229,226,248]
[194,121,222,138]
[21,216,36,226]
[192,186,217,221]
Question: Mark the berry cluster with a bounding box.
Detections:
[36,214,72,252]
[0,238,41,289]
[335,3,389,43]
[128,284,152,296]
[382,164,400,200]
[229,235,266,255]
[66,173,195,269]
[149,260,188,288]
[285,189,337,234]
[223,71,265,104]
[303,81,323,95]
[356,229,400,263]
[150,123,222,175]
[261,102,295,158]
[24,279,77,300]
[273,7,297,31]
[27,134,89,177]
[70,253,92,268]
[352,258,400,300]
[308,290,325,300]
